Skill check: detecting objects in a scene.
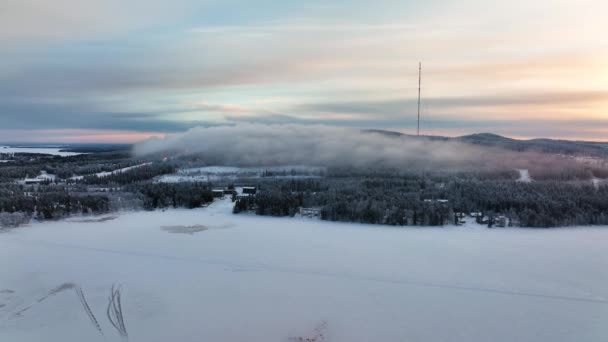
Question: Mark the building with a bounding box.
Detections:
[423,199,449,204]
[19,171,56,185]
[454,212,467,225]
[242,186,257,195]
[299,207,322,218]
[223,189,237,196]
[23,178,45,185]
[212,189,225,198]
[495,216,509,228]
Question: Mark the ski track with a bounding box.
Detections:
[8,282,105,338]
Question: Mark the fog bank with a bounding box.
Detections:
[133,124,497,169]
[133,124,606,179]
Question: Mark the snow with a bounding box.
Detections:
[70,163,152,180]
[156,165,324,183]
[180,165,325,175]
[1,200,607,342]
[91,163,152,178]
[591,177,608,190]
[0,146,83,156]
[17,171,57,184]
[517,169,532,182]
[155,174,231,183]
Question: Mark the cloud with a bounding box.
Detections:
[0,98,220,132]
[133,124,608,180]
[299,91,608,115]
[133,123,510,170]
[0,129,165,144]
[0,0,198,42]
[2,1,608,141]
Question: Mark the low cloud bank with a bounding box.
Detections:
[133,124,511,171]
[134,124,608,180]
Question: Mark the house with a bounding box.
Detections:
[212,189,225,198]
[88,187,120,192]
[299,207,322,218]
[495,216,509,228]
[242,186,257,195]
[454,212,467,225]
[223,189,237,196]
[423,199,449,204]
[23,178,45,185]
[19,171,56,185]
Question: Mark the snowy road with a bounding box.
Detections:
[1,199,607,342]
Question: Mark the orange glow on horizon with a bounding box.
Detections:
[59,132,166,144]
[0,129,166,144]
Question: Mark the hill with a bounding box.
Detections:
[363,130,608,157]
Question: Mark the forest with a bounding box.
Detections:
[0,183,110,225]
[3,146,608,228]
[232,174,608,228]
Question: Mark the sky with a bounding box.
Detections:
[1,0,608,143]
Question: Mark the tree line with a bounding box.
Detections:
[233,175,608,227]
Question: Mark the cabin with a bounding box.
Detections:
[223,189,237,196]
[236,194,251,200]
[88,187,120,192]
[242,186,257,195]
[454,212,467,225]
[423,199,449,204]
[19,171,55,185]
[212,189,225,198]
[495,216,509,228]
[300,207,322,218]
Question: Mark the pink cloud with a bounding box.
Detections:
[0,129,164,144]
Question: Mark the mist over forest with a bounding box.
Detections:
[134,124,608,180]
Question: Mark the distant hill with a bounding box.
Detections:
[362,129,608,157]
[60,144,132,153]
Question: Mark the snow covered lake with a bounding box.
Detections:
[0,146,82,156]
[1,199,607,342]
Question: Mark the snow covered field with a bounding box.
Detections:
[70,163,152,180]
[1,199,607,342]
[156,165,324,183]
[0,146,82,156]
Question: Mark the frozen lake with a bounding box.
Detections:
[0,146,82,156]
[1,199,607,342]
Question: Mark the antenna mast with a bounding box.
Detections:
[417,62,421,136]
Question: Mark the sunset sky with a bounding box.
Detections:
[1,0,608,143]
